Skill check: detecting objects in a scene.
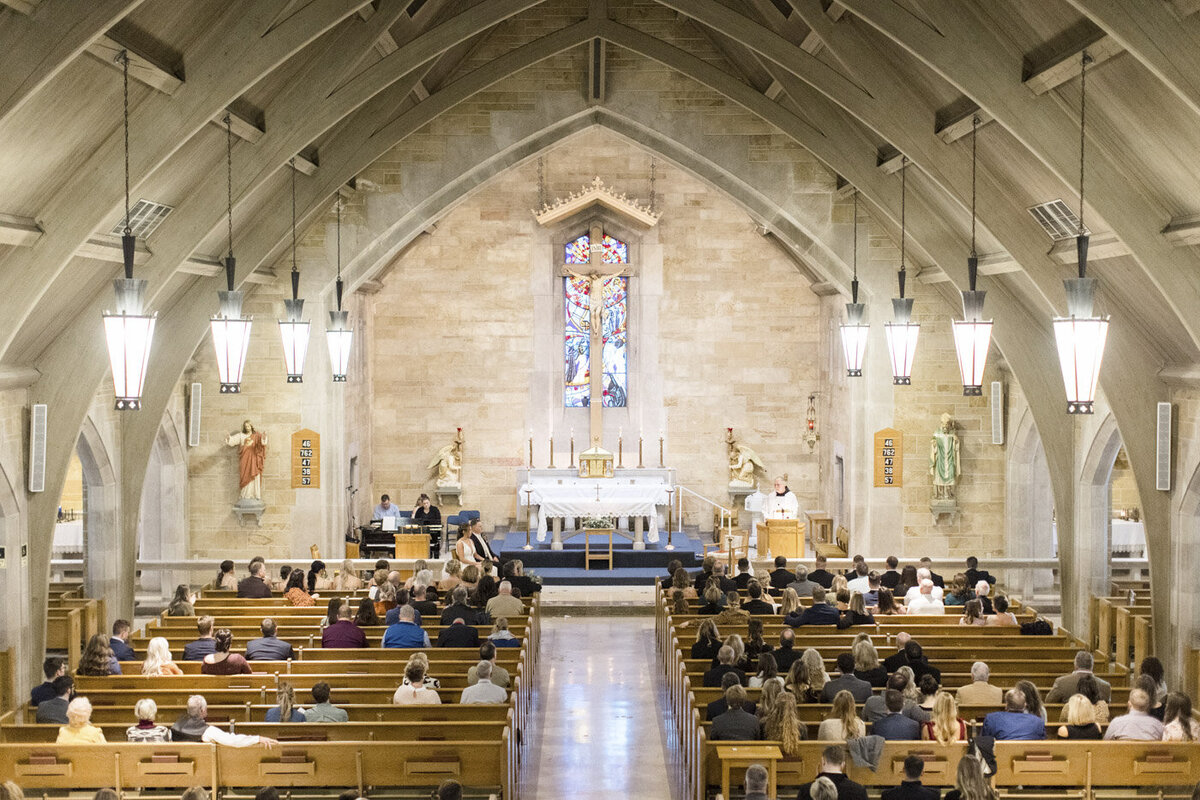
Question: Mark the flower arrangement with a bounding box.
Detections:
[581,515,615,529]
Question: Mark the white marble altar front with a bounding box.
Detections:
[518,468,673,550]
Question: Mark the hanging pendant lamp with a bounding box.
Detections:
[326,198,353,382]
[1053,51,1109,414]
[952,115,994,396]
[839,190,869,377]
[102,50,157,411]
[210,114,252,393]
[278,160,310,382]
[884,158,919,385]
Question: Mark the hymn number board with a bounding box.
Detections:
[291,429,321,489]
[873,427,903,487]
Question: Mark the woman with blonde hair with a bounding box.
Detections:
[438,559,463,593]
[374,581,397,618]
[778,588,802,618]
[265,682,305,722]
[756,677,785,719]
[691,619,722,660]
[126,698,171,742]
[403,652,441,689]
[851,639,886,687]
[141,637,183,676]
[1055,694,1101,739]
[801,648,829,694]
[921,691,967,743]
[895,666,921,704]
[0,781,24,800]
[784,659,820,703]
[335,559,363,591]
[761,690,805,755]
[460,564,481,591]
[837,592,875,628]
[56,697,106,743]
[944,754,997,800]
[817,689,865,740]
[698,582,724,615]
[721,634,746,668]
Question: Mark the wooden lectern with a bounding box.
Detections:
[805,510,834,550]
[757,519,805,558]
[393,532,429,560]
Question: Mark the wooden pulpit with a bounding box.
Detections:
[757,519,805,558]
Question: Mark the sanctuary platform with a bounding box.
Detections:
[495,530,701,586]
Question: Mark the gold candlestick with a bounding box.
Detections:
[638,436,644,468]
[569,433,575,468]
[659,436,665,468]
[549,437,555,468]
[618,436,623,468]
[528,437,534,468]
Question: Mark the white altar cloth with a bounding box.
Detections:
[519,472,670,545]
[53,521,82,556]
[1111,519,1146,557]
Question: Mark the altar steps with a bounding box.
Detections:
[493,531,702,586]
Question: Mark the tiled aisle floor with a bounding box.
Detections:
[522,616,675,800]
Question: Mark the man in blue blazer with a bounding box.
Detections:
[981,690,1046,740]
[785,586,840,626]
[873,690,921,740]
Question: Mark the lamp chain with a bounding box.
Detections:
[336,196,342,280]
[290,158,296,274]
[649,158,657,214]
[537,157,545,209]
[852,189,858,281]
[121,51,130,238]
[971,115,978,258]
[899,156,907,297]
[1079,50,1090,238]
[225,114,233,260]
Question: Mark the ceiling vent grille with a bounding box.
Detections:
[1028,199,1088,242]
[110,199,174,239]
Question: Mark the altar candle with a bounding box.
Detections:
[638,435,644,468]
[528,434,534,468]
[549,436,555,467]
[659,433,665,467]
[618,435,623,467]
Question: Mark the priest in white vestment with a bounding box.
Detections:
[762,476,800,520]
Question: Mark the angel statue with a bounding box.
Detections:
[428,428,464,488]
[726,428,765,488]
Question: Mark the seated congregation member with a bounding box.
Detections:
[783,659,821,703]
[907,580,945,615]
[213,559,237,591]
[307,560,333,593]
[183,616,217,661]
[354,595,382,627]
[237,560,273,598]
[304,682,349,722]
[763,690,806,755]
[1015,679,1046,723]
[489,618,521,647]
[787,565,819,598]
[734,557,754,590]
[246,618,296,661]
[712,592,750,625]
[749,652,779,689]
[142,637,183,676]
[769,555,793,592]
[265,682,305,722]
[201,629,252,675]
[410,581,438,618]
[879,556,901,589]
[876,588,904,615]
[669,567,697,600]
[963,556,996,588]
[174,694,280,745]
[56,697,105,743]
[882,755,940,800]
[1045,650,1112,703]
[437,617,480,648]
[691,620,723,661]
[385,590,422,627]
[283,568,317,606]
[802,648,830,696]
[467,642,510,688]
[324,597,347,628]
[707,672,753,720]
[367,565,389,600]
[32,657,67,705]
[126,698,171,742]
[988,596,1018,626]
[1137,674,1165,720]
[921,691,967,743]
[818,690,866,740]
[374,582,398,618]
[383,605,431,648]
[884,638,941,683]
[1057,673,1109,723]
[874,689,921,740]
[851,639,887,687]
[403,652,441,689]
[1161,692,1200,741]
[486,580,525,619]
[773,628,800,671]
[35,675,73,724]
[956,662,1004,707]
[334,559,364,591]
[744,764,771,800]
[393,659,441,704]
[659,558,682,591]
[846,563,871,595]
[460,660,507,704]
[896,565,920,599]
[441,586,485,626]
[863,673,929,724]
[942,573,970,606]
[808,555,836,589]
[958,599,987,626]
[742,581,776,615]
[981,689,1045,740]
[787,586,839,626]
[710,561,738,593]
[822,653,872,703]
[1055,694,1102,739]
[973,581,994,614]
[698,583,726,615]
[325,601,369,648]
[704,645,747,688]
[274,565,294,592]
[1139,656,1168,703]
[837,592,875,628]
[1104,688,1165,740]
[77,633,121,676]
[710,684,762,741]
[472,574,499,607]
[944,755,996,800]
[903,569,934,604]
[503,558,540,596]
[109,619,136,662]
[795,745,868,800]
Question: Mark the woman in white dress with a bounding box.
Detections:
[454,523,482,565]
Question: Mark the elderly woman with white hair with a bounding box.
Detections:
[56,697,106,744]
[126,698,171,742]
[171,695,278,748]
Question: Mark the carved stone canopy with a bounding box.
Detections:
[533,176,662,228]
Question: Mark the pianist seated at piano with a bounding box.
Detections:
[373,493,404,520]
[763,476,800,520]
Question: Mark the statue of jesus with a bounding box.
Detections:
[226,420,267,502]
[929,413,960,500]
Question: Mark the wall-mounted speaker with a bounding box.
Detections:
[28,403,47,493]
[990,381,1004,445]
[1156,401,1172,491]
[188,383,202,448]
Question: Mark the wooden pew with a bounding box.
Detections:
[1,720,508,743]
[29,702,515,726]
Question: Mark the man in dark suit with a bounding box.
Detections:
[843,554,866,579]
[883,638,942,684]
[109,619,136,663]
[693,555,716,592]
[786,586,839,626]
[963,556,996,587]
[873,690,921,740]
[882,756,940,800]
[706,672,756,720]
[711,562,738,593]
[704,646,747,688]
[808,555,835,589]
[774,629,800,671]
[503,559,540,596]
[768,556,793,592]
[237,561,273,598]
[245,618,296,660]
[795,746,868,800]
[710,685,762,741]
[879,555,902,590]
[441,586,486,626]
[35,675,73,724]
[31,657,66,705]
[409,583,438,619]
[821,653,873,703]
[182,616,217,661]
[733,557,754,590]
[741,582,776,615]
[919,557,945,588]
[436,618,481,648]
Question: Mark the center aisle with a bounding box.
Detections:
[522,616,675,800]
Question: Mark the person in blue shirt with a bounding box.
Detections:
[109,620,136,663]
[264,682,306,722]
[981,689,1046,740]
[785,586,840,626]
[373,494,403,519]
[382,604,431,648]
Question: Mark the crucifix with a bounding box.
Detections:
[562,222,632,447]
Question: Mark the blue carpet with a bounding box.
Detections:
[495,531,702,585]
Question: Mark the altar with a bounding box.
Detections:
[519,467,674,550]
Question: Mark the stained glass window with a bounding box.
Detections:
[562,232,629,408]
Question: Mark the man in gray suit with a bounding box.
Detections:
[35,675,73,724]
[872,690,921,740]
[821,653,873,703]
[245,618,296,661]
[1045,651,1112,703]
[710,685,762,741]
[786,565,819,598]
